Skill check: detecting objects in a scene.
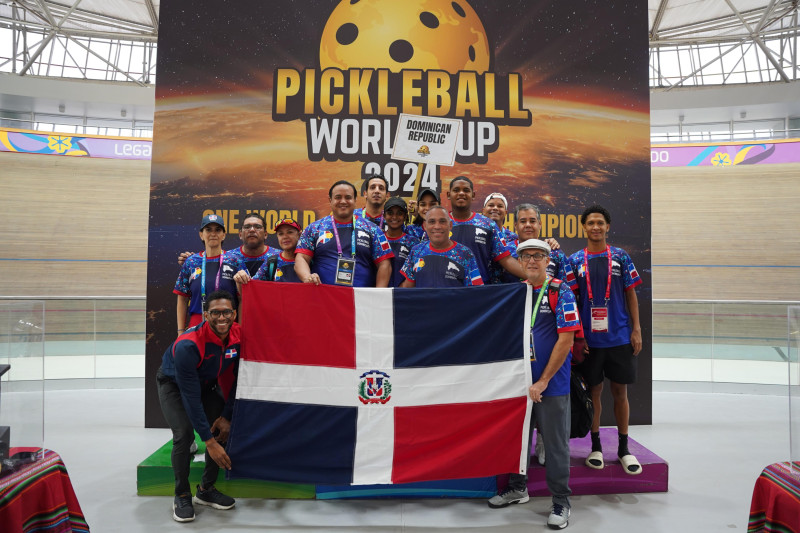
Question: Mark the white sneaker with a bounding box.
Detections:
[535,431,545,465]
[547,503,570,529]
[487,487,530,508]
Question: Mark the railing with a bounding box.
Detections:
[0,296,145,382]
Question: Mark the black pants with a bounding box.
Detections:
[156,369,225,496]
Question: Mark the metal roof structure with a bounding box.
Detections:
[0,0,797,88]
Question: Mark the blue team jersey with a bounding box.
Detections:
[568,246,642,348]
[173,251,244,316]
[386,232,420,287]
[405,224,428,242]
[450,212,512,284]
[401,241,483,288]
[530,281,582,396]
[252,252,301,283]
[296,215,394,287]
[355,208,385,229]
[227,245,280,277]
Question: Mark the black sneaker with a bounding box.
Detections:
[193,485,235,510]
[172,493,195,522]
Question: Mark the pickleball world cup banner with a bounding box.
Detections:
[145,0,653,428]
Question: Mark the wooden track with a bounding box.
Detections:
[2,151,798,346]
[0,151,150,297]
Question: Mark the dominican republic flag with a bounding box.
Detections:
[226,282,533,485]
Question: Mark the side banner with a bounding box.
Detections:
[146,0,652,427]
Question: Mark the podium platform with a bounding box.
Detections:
[522,428,669,496]
[138,428,668,498]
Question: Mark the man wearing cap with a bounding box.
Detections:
[157,289,240,522]
[355,174,390,227]
[568,205,643,476]
[406,187,440,241]
[446,176,525,284]
[400,205,483,288]
[382,197,420,287]
[234,218,303,288]
[174,214,244,333]
[488,239,580,530]
[295,180,394,287]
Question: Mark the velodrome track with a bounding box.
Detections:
[1,150,798,367]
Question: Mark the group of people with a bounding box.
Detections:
[157,174,643,530]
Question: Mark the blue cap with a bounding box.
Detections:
[200,213,225,231]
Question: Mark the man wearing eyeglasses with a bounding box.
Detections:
[488,239,579,530]
[156,290,241,523]
[226,212,280,276]
[178,213,279,277]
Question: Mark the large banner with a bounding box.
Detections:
[146,0,652,427]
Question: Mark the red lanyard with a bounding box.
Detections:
[583,246,611,306]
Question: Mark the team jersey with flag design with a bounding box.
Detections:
[253,252,300,283]
[405,224,428,242]
[401,241,483,287]
[450,212,512,283]
[386,233,420,287]
[173,251,244,317]
[530,280,582,396]
[227,245,280,277]
[296,215,394,287]
[354,208,385,229]
[568,245,642,348]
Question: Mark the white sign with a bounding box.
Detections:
[391,114,461,167]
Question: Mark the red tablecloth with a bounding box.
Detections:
[749,461,800,533]
[0,448,89,532]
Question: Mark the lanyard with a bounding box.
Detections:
[330,216,357,258]
[583,246,612,306]
[201,251,223,305]
[529,278,551,330]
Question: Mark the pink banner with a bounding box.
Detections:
[0,128,151,160]
[650,140,800,167]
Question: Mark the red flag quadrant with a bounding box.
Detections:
[227,282,533,485]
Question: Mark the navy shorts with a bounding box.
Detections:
[578,343,637,386]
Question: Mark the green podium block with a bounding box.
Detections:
[137,438,315,499]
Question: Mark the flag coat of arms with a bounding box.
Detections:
[227,282,533,485]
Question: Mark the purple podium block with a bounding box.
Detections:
[521,428,669,496]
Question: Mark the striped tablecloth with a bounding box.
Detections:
[0,448,89,532]
[748,461,800,533]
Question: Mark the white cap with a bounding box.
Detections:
[516,238,550,255]
[483,192,508,208]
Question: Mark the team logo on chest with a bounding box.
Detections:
[358,370,392,404]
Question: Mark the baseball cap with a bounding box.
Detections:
[484,192,508,208]
[384,197,409,212]
[200,213,225,231]
[417,188,441,203]
[274,218,301,232]
[516,238,551,255]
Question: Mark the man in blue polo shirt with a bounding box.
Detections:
[157,290,240,523]
[568,204,643,475]
[355,174,390,228]
[226,212,280,276]
[400,205,482,288]
[488,239,579,530]
[446,177,524,284]
[295,180,393,287]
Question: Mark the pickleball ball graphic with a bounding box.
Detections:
[319,0,491,73]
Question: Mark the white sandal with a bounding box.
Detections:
[619,454,642,475]
[585,450,604,469]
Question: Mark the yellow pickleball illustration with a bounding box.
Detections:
[319,0,490,74]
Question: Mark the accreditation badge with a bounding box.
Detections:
[591,307,609,333]
[335,258,355,286]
